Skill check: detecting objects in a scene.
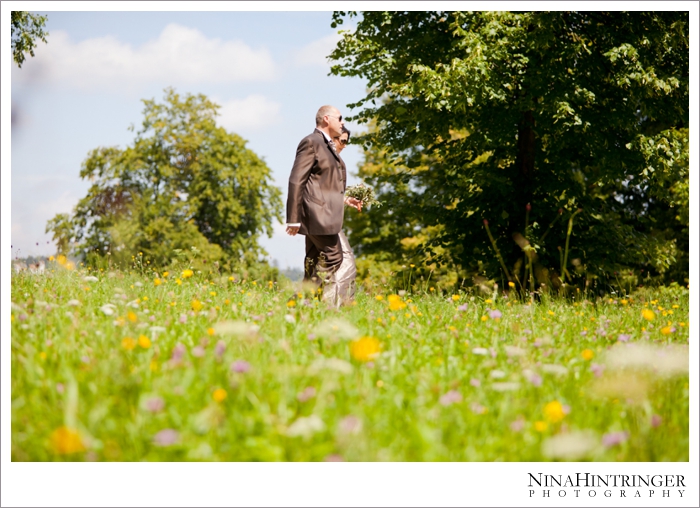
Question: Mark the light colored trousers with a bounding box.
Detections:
[305,231,356,308]
[323,231,356,307]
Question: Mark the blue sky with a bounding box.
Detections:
[11,10,368,269]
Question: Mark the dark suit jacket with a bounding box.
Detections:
[286,130,347,236]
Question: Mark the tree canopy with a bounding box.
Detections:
[47,89,283,272]
[332,11,689,292]
[11,11,49,67]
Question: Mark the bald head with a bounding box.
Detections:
[316,105,339,126]
[315,105,344,138]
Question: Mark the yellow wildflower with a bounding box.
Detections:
[581,349,594,361]
[121,337,136,350]
[287,300,296,308]
[508,281,515,288]
[162,271,169,278]
[207,327,215,336]
[485,299,493,304]
[660,326,673,335]
[641,309,655,321]
[182,269,194,279]
[543,401,566,424]
[127,311,138,323]
[388,295,407,311]
[534,421,548,433]
[191,300,203,312]
[50,427,86,455]
[481,315,488,322]
[375,295,384,301]
[213,388,227,402]
[176,278,182,285]
[350,336,381,362]
[154,278,162,286]
[452,295,460,301]
[138,335,151,349]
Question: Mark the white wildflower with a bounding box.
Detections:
[308,357,353,375]
[100,304,116,316]
[491,382,520,392]
[286,415,325,439]
[542,431,598,461]
[212,320,257,339]
[603,343,688,377]
[504,345,526,357]
[314,318,359,340]
[541,364,569,376]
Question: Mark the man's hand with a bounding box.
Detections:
[286,225,300,236]
[344,196,363,212]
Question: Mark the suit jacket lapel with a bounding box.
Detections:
[317,130,341,162]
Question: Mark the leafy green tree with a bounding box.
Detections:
[332,11,689,292]
[11,11,48,67]
[47,89,283,272]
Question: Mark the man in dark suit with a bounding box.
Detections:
[286,105,361,305]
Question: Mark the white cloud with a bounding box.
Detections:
[217,95,281,132]
[293,33,342,67]
[12,24,276,91]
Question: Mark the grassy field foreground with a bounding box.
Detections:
[10,263,689,461]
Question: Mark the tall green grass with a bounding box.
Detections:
[11,264,689,461]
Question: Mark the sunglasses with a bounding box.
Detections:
[334,138,348,145]
[327,114,343,122]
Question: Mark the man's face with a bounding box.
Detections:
[325,109,344,137]
[334,133,349,154]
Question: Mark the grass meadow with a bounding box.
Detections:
[11,260,689,462]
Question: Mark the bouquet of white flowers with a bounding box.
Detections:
[344,183,382,209]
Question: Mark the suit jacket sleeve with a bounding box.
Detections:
[286,136,315,224]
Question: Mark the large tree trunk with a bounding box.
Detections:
[516,110,536,177]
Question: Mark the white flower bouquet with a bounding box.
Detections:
[344,183,382,209]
